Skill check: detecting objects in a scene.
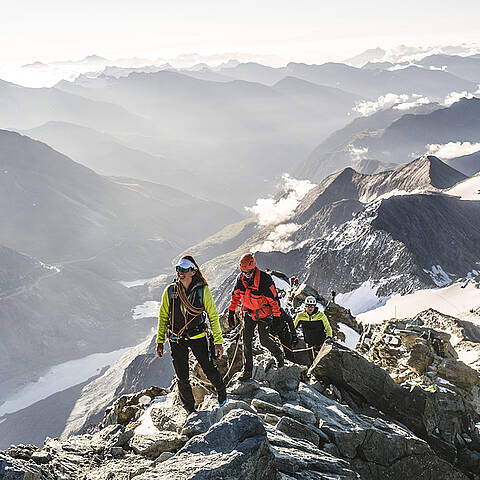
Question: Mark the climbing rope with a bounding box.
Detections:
[268,333,315,354]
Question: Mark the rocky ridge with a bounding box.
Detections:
[2,300,479,479]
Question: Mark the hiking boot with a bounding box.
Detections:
[239,370,252,382]
[217,389,227,407]
[276,356,285,368]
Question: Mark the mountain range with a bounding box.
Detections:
[0,130,239,278]
[300,97,480,181]
[194,156,479,311]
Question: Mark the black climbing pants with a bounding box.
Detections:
[243,312,284,373]
[170,336,225,411]
[301,322,327,365]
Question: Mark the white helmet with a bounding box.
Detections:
[305,296,317,306]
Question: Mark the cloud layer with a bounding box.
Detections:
[427,142,480,159]
[353,93,431,116]
[247,174,316,227]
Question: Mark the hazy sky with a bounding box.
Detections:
[2,0,480,64]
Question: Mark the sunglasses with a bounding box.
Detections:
[241,269,255,275]
[176,266,192,273]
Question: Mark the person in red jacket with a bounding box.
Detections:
[227,253,284,380]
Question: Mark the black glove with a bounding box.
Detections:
[227,310,236,328]
[291,335,299,347]
[325,337,333,346]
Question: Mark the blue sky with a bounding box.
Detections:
[2,0,480,63]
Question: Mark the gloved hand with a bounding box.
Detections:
[227,310,236,328]
[325,337,333,346]
[291,335,299,347]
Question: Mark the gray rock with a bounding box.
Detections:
[437,359,479,391]
[180,411,211,437]
[209,399,255,424]
[254,386,283,404]
[154,452,175,464]
[136,409,279,479]
[252,399,316,426]
[276,417,320,446]
[265,426,357,479]
[129,431,188,458]
[30,451,51,464]
[265,363,305,393]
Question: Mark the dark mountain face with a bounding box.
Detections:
[0,130,240,278]
[363,97,480,164]
[294,156,466,225]
[446,151,480,176]
[298,102,441,182]
[258,192,480,297]
[300,97,480,182]
[203,156,473,303]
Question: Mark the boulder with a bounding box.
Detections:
[276,416,320,446]
[308,344,479,470]
[407,340,432,375]
[436,359,479,391]
[136,409,279,480]
[129,431,188,458]
[297,384,469,479]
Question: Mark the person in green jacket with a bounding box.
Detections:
[156,255,226,412]
[294,296,333,364]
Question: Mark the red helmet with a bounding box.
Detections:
[239,253,256,270]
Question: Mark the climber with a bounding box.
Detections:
[294,296,333,365]
[156,255,226,412]
[227,253,285,381]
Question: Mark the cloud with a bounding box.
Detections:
[354,93,431,116]
[247,174,316,226]
[427,142,480,159]
[254,223,300,252]
[443,90,475,106]
[393,94,431,111]
[348,146,369,162]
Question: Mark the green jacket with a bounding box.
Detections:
[294,310,332,337]
[156,284,223,345]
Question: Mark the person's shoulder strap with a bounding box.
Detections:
[167,283,176,304]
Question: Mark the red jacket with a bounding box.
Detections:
[228,268,281,320]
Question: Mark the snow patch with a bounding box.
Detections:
[0,347,130,416]
[132,301,160,320]
[338,323,360,350]
[358,281,480,324]
[119,276,158,288]
[446,174,480,201]
[336,280,390,316]
[271,275,291,309]
[134,394,173,436]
